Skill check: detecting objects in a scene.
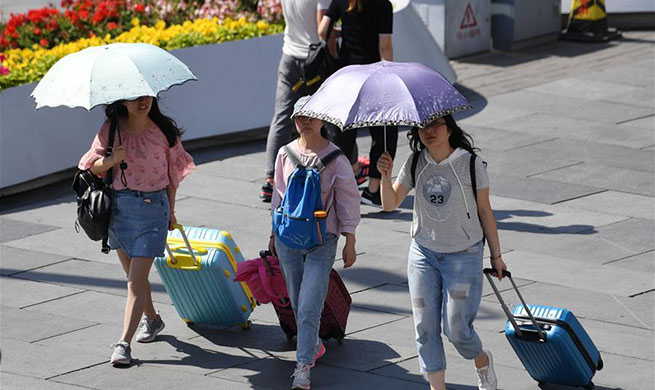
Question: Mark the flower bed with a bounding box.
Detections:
[0,16,283,90]
[0,0,283,90]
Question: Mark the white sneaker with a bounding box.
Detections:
[135,314,165,343]
[476,350,497,390]
[110,340,131,366]
[291,363,311,390]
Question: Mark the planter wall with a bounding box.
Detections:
[1,22,457,193]
[0,34,284,191]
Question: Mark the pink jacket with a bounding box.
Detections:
[272,140,361,236]
[78,121,195,191]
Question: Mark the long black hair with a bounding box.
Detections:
[105,98,183,147]
[407,114,478,155]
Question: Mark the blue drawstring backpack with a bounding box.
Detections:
[273,145,343,249]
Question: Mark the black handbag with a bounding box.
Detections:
[300,19,339,90]
[72,119,118,254]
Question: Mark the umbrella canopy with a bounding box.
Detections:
[31,43,197,110]
[296,61,472,131]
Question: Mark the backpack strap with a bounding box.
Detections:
[410,151,421,187]
[316,149,343,173]
[284,145,304,168]
[105,117,117,187]
[470,154,478,204]
[470,153,487,246]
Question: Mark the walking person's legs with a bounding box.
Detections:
[295,235,336,365]
[117,249,157,320]
[262,54,311,202]
[111,256,159,366]
[275,235,337,389]
[441,241,497,390]
[407,240,447,390]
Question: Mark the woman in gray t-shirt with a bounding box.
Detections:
[377,114,507,390]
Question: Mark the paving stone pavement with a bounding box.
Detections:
[1,31,654,390]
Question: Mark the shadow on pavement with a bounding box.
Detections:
[495,209,597,235]
[136,334,262,370]
[454,39,620,67]
[0,179,74,215]
[4,269,168,294]
[453,84,488,121]
[192,321,297,353]
[340,266,408,287]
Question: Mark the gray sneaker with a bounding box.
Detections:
[136,314,165,343]
[291,363,311,390]
[476,350,498,390]
[110,341,131,366]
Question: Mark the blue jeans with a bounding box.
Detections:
[275,233,338,365]
[407,239,484,373]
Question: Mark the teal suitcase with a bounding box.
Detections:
[154,225,256,329]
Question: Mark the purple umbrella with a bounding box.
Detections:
[296,61,472,149]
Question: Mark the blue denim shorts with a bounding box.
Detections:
[108,189,169,259]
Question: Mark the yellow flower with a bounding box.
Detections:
[155,20,166,30]
[131,17,140,27]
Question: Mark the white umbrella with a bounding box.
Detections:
[31,43,197,110]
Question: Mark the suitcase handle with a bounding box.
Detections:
[166,224,199,267]
[483,268,546,342]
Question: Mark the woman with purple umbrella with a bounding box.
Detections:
[376,115,507,390]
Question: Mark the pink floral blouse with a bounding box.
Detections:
[78,121,195,191]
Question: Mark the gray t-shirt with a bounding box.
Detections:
[397,148,489,253]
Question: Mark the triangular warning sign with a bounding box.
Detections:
[460,3,478,29]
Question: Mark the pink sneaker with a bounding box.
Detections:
[310,341,326,367]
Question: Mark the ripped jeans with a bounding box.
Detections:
[407,239,484,373]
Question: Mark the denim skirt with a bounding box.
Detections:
[108,189,169,259]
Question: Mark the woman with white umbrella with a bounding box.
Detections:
[33,43,197,367]
[79,96,195,366]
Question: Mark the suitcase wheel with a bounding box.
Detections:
[239,320,252,331]
[583,382,594,390]
[538,382,546,389]
[597,357,604,371]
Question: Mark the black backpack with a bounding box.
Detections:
[72,121,117,254]
[298,19,339,90]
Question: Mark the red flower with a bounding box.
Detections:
[134,3,145,13]
[0,67,10,76]
[107,22,118,30]
[33,27,42,35]
[40,38,49,47]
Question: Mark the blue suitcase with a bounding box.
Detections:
[484,269,603,390]
[154,225,256,329]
